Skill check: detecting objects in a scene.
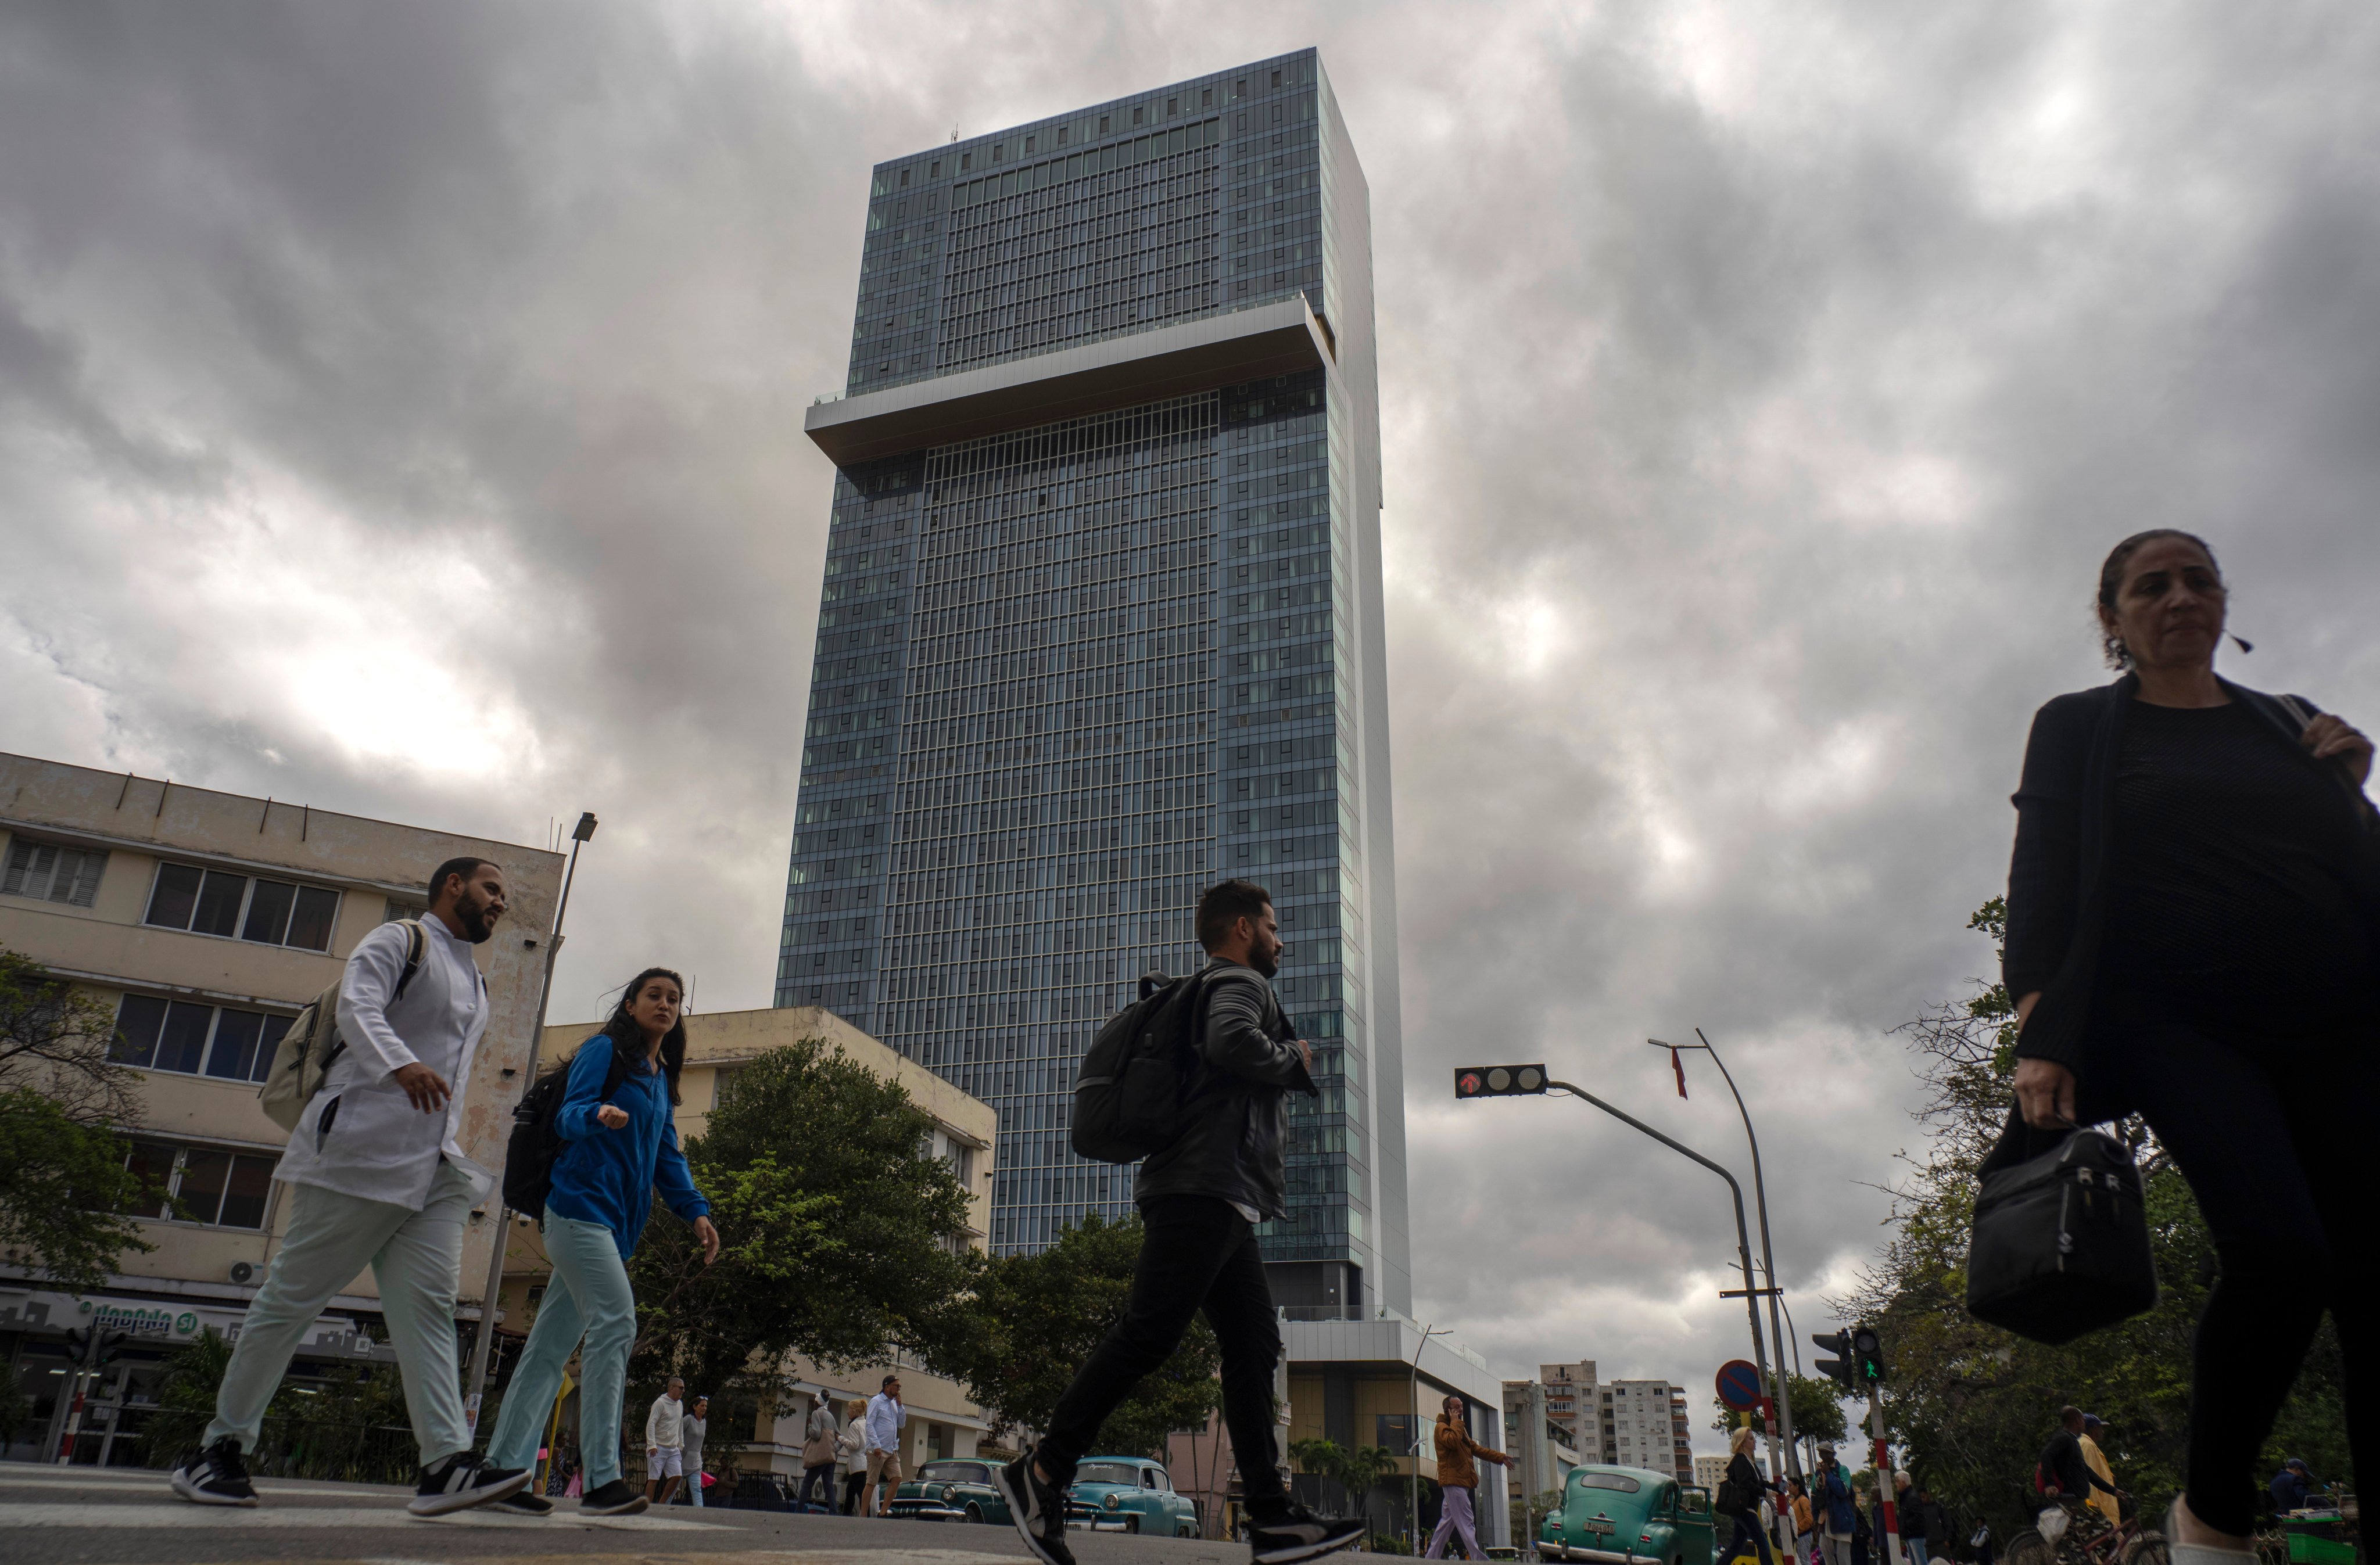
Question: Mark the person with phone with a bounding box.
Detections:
[2003,531,2378,1565]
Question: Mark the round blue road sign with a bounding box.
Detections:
[1716,1359,1762,1411]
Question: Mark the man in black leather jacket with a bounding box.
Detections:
[998,880,1361,1565]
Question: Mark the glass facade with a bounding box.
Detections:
[785,48,1411,1315]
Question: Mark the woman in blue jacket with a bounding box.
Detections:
[487,967,717,1517]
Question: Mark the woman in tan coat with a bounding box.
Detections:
[1425,1393,1511,1559]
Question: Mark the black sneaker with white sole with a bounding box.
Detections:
[1248,1501,1368,1565]
[407,1452,532,1517]
[579,1478,649,1516]
[170,1437,259,1507]
[493,1489,555,1516]
[994,1448,1077,1565]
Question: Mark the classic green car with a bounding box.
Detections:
[1062,1456,1201,1537]
[887,1459,1010,1524]
[1537,1465,1718,1565]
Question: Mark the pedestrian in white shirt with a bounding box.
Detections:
[647,1377,687,1506]
[862,1375,906,1518]
[171,859,531,1518]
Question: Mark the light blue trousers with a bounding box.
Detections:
[488,1214,635,1489]
[206,1161,475,1466]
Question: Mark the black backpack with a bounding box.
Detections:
[501,1033,637,1221]
[1070,969,1212,1164]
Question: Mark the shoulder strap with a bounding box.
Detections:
[599,1032,640,1098]
[390,919,431,1001]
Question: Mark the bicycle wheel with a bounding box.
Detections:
[2007,1528,2056,1565]
[2120,1530,2170,1565]
[2251,1532,2290,1565]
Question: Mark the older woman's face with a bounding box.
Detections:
[2107,535,2226,673]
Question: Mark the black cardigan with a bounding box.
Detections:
[2003,673,2380,1121]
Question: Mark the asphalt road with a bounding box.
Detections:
[0,1462,1254,1565]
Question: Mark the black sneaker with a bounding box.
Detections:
[408,1452,533,1517]
[579,1478,650,1516]
[995,1448,1077,1565]
[170,1437,258,1507]
[493,1489,555,1516]
[1248,1502,1368,1565]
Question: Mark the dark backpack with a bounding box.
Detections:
[1070,969,1212,1164]
[501,1033,637,1221]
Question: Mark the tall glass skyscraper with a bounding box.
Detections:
[781,48,1409,1316]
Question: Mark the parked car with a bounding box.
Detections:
[1063,1456,1201,1537]
[1537,1465,1717,1565]
[888,1459,1010,1524]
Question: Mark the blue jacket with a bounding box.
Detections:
[546,1032,709,1258]
[1822,1464,1857,1534]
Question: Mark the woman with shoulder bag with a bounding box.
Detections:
[1719,1426,1776,1565]
[2003,531,2379,1564]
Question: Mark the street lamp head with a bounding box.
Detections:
[571,811,599,843]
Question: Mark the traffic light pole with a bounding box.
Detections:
[1866,1383,1903,1565]
[1543,1078,1782,1488]
[52,1324,111,1464]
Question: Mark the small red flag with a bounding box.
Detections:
[1671,1047,1689,1099]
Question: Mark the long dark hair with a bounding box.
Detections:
[600,965,688,1107]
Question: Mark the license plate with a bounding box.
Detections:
[1585,1519,1616,1535]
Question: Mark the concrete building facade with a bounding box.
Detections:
[0,752,560,1465]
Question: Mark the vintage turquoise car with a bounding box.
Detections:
[887,1458,1011,1524]
[1537,1465,1718,1565]
[1062,1455,1200,1537]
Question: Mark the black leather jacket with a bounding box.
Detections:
[1133,959,1316,1221]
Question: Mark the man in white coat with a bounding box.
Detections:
[170,857,532,1517]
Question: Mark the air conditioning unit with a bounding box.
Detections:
[230,1261,256,1285]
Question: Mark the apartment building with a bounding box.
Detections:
[1599,1379,1693,1482]
[526,1004,996,1480]
[1694,1453,1730,1494]
[1537,1360,1598,1455]
[0,752,560,1465]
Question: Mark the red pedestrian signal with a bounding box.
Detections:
[1454,1064,1547,1099]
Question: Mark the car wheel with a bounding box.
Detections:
[1123,1516,1140,1534]
[1180,1524,1197,1539]
[966,1503,985,1524]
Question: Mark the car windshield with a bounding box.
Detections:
[1577,1473,1643,1493]
[1075,1462,1142,1486]
[919,1462,988,1484]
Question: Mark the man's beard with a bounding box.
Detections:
[456,896,498,943]
[1248,942,1279,978]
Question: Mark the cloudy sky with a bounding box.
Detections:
[6,2,2377,1451]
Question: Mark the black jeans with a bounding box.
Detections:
[795,1462,834,1507]
[1042,1195,1285,1510]
[2101,1017,2379,1537]
[1729,1509,1777,1565]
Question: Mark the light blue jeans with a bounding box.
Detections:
[488,1215,635,1489]
[207,1161,475,1465]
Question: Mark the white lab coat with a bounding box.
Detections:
[271,915,494,1209]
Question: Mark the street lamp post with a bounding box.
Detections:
[461,810,596,1431]
[1651,1031,1801,1484]
[1410,1322,1450,1553]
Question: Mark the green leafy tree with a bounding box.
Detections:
[626,1036,976,1409]
[0,947,158,1290]
[1847,902,2349,1535]
[929,1212,1218,1456]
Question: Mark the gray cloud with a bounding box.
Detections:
[5,0,2377,1451]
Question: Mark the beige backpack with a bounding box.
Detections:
[258,919,428,1132]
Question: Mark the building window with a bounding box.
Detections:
[120,1139,275,1229]
[2,839,108,907]
[112,993,292,1083]
[145,863,340,951]
[1098,116,1109,134]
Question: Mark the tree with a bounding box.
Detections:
[1710,1371,1847,1446]
[930,1212,1219,1456]
[625,1036,976,1409]
[0,947,157,1290]
[1847,902,2349,1536]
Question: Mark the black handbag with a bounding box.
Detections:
[1965,1108,2157,1344]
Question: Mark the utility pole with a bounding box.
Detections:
[1655,1031,1800,1485]
[461,810,596,1431]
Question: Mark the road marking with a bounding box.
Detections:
[0,1470,401,1498]
[0,1502,723,1530]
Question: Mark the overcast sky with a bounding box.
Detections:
[6,2,2377,1453]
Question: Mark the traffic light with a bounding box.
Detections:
[1852,1326,1887,1385]
[1812,1331,1856,1391]
[1454,1064,1549,1099]
[64,1327,129,1366]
